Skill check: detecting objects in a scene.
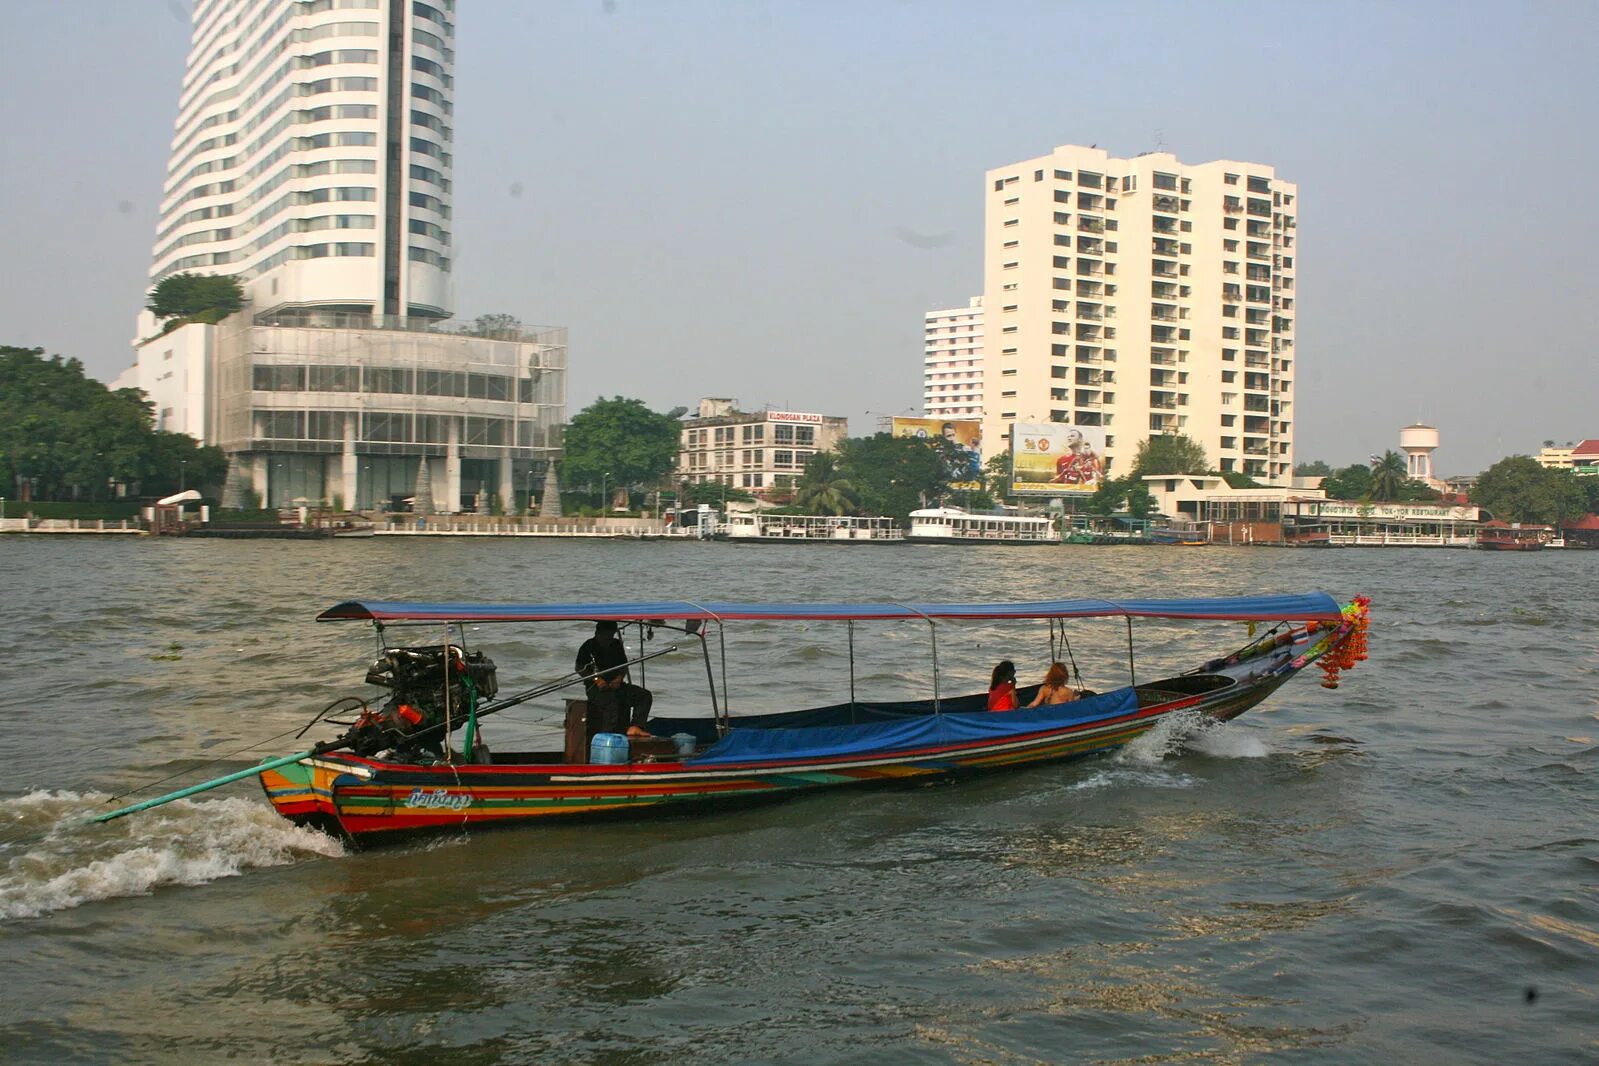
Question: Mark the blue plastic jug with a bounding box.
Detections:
[672,733,696,755]
[590,732,629,765]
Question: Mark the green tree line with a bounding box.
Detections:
[0,346,227,502]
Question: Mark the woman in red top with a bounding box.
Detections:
[987,660,1018,711]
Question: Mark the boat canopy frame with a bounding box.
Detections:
[322,594,1343,729]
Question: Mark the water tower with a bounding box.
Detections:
[1399,424,1440,481]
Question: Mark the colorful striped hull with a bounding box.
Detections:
[258,657,1311,843]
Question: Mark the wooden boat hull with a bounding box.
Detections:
[261,620,1346,843]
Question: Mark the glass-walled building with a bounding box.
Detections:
[214,312,564,510]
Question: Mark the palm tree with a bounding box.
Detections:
[1369,450,1408,501]
[794,453,859,515]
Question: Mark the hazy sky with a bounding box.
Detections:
[2,0,1596,476]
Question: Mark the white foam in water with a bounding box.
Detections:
[1118,710,1270,766]
[1068,766,1196,792]
[0,790,344,921]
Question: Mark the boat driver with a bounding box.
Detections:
[575,620,654,739]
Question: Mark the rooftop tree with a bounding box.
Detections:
[146,272,245,325]
[1128,432,1209,478]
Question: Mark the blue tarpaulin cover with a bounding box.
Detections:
[681,687,1141,766]
[319,593,1344,624]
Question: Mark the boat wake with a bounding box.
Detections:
[1122,710,1271,764]
[0,790,344,921]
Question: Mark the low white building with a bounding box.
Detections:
[677,398,847,496]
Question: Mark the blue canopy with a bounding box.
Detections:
[317,592,1345,624]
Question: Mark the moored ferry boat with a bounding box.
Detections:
[716,512,904,543]
[905,507,1059,545]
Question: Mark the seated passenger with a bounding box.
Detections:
[987,660,1018,711]
[575,620,654,738]
[1026,661,1080,707]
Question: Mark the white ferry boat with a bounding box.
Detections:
[716,513,905,543]
[905,507,1060,545]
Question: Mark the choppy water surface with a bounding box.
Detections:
[1,538,1595,1063]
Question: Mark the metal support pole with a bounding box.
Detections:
[894,603,940,714]
[847,620,857,723]
[1125,615,1137,689]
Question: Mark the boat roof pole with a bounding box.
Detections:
[894,603,940,714]
[441,622,453,763]
[682,601,729,734]
[1125,615,1137,689]
[847,620,857,722]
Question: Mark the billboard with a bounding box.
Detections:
[892,417,983,490]
[1010,422,1105,496]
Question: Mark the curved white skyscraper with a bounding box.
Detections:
[151,0,454,319]
[124,0,568,515]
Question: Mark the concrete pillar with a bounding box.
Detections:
[252,453,269,508]
[342,414,358,510]
[445,419,462,513]
[498,455,514,514]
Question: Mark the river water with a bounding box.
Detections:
[0,537,1594,1063]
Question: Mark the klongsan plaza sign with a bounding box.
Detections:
[765,411,824,424]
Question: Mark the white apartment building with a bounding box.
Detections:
[981,145,1298,484]
[677,399,848,496]
[923,297,984,419]
[119,0,567,512]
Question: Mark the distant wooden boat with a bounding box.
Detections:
[1477,522,1548,551]
[1149,523,1210,546]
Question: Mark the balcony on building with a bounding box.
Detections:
[1150,347,1179,366]
[1149,413,1179,432]
[1149,389,1178,410]
[1153,195,1182,214]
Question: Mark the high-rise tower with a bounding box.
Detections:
[149,0,455,321]
[122,0,568,515]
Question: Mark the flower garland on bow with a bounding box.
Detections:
[1318,596,1371,689]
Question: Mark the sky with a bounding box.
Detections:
[1,0,1596,477]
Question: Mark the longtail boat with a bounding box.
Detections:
[93,594,1370,844]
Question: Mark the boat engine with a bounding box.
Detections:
[344,644,499,758]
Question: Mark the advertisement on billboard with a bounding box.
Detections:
[892,417,984,489]
[1010,422,1105,496]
